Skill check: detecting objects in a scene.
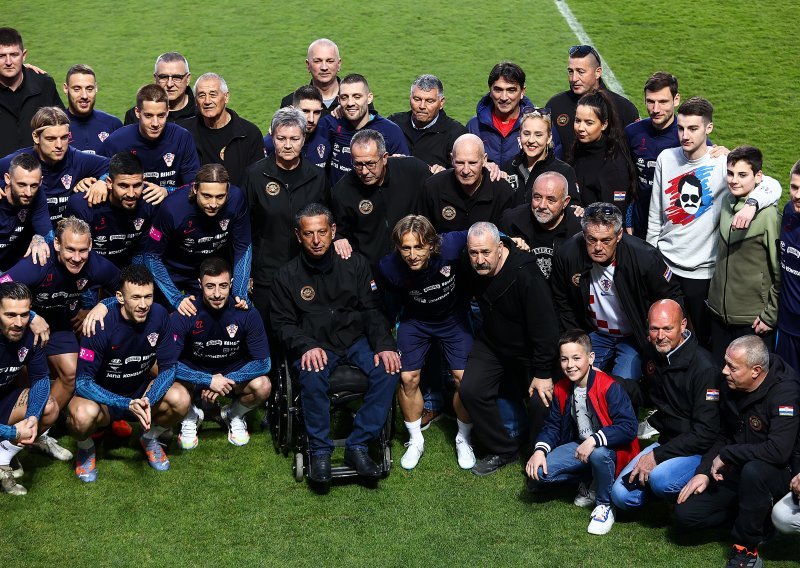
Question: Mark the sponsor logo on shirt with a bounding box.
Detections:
[149,226,163,241]
[0,274,12,283]
[79,347,95,362]
[163,153,175,167]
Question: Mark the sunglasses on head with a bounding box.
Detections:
[585,204,618,217]
[569,44,601,62]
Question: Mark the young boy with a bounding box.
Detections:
[526,330,639,535]
[706,146,782,363]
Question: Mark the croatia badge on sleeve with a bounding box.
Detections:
[779,405,795,417]
[705,389,719,401]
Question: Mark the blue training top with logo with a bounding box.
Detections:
[779,202,800,336]
[75,302,177,409]
[0,187,53,271]
[67,109,123,154]
[100,122,199,193]
[65,193,157,267]
[172,297,270,385]
[0,146,109,223]
[0,327,50,440]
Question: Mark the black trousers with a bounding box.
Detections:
[674,460,791,547]
[460,338,539,458]
[673,274,711,349]
[710,317,776,368]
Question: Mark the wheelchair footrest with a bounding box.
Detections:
[330,465,361,479]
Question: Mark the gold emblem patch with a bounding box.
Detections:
[646,361,655,375]
[300,285,315,301]
[442,206,456,220]
[557,114,569,127]
[571,273,581,287]
[749,415,763,431]
[359,199,373,214]
[265,182,281,196]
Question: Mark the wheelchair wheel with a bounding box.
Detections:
[382,443,392,477]
[283,365,294,457]
[293,452,304,482]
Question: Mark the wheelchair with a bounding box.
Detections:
[268,356,394,482]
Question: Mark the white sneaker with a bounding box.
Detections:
[221,405,250,446]
[0,465,26,495]
[32,434,73,461]
[574,481,596,508]
[638,410,660,440]
[178,406,204,450]
[587,504,615,535]
[10,456,23,479]
[455,437,476,470]
[400,442,424,470]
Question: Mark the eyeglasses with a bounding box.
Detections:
[352,160,381,172]
[156,73,189,83]
[569,44,601,63]
[585,204,619,217]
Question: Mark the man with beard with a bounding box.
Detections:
[62,64,122,154]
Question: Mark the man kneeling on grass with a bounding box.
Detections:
[67,265,190,482]
[526,330,639,535]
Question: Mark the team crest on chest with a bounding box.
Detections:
[163,153,175,167]
[226,324,238,338]
[749,415,763,431]
[265,182,281,196]
[134,218,144,230]
[359,200,374,214]
[317,144,325,159]
[17,209,27,222]
[300,285,315,301]
[600,278,613,293]
[147,332,159,347]
[442,206,456,220]
[98,131,109,142]
[76,278,88,290]
[61,175,73,190]
[219,218,230,230]
[17,347,28,362]
[440,265,451,277]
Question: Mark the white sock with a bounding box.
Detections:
[183,405,200,423]
[229,399,254,419]
[456,419,472,444]
[0,440,23,466]
[76,438,94,450]
[142,425,166,440]
[405,418,424,446]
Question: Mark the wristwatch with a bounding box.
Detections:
[745,197,758,207]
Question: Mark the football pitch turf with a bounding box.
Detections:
[4,1,800,566]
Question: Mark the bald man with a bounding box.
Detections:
[610,299,720,510]
[420,134,521,233]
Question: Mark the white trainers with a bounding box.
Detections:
[178,406,204,450]
[10,456,23,479]
[587,504,615,535]
[0,465,26,495]
[455,437,476,470]
[32,434,73,461]
[638,410,660,440]
[400,442,424,470]
[574,481,597,508]
[221,405,250,446]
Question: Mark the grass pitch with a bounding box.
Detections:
[4,1,800,566]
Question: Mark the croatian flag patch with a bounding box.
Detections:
[779,405,795,417]
[613,191,626,202]
[706,389,719,401]
[663,267,673,281]
[79,348,95,362]
[370,280,378,291]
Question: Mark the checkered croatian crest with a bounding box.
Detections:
[134,218,144,230]
[61,174,73,189]
[147,332,159,346]
[17,347,28,362]
[226,324,238,338]
[163,153,175,167]
[17,209,27,222]
[219,218,229,231]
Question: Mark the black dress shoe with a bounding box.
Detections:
[344,447,381,477]
[471,453,516,476]
[309,454,332,483]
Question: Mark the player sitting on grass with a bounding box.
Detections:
[172,257,271,448]
[526,329,639,535]
[67,264,190,482]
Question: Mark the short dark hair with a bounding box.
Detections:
[644,71,678,97]
[0,28,23,50]
[8,152,41,175]
[199,257,231,279]
[292,85,323,106]
[0,282,31,303]
[678,96,713,123]
[678,174,703,194]
[559,329,592,354]
[727,145,763,174]
[791,159,800,178]
[119,264,153,289]
[108,152,143,179]
[136,84,169,109]
[488,61,525,89]
[295,202,334,229]
[65,64,96,83]
[341,73,369,91]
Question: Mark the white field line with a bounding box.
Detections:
[553,0,628,97]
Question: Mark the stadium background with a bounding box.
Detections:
[4,1,799,566]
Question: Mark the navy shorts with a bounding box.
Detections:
[44,330,79,357]
[0,386,25,425]
[107,382,150,421]
[397,314,473,371]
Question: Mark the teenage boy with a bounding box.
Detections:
[526,330,639,535]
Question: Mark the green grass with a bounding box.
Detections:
[5,1,800,566]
